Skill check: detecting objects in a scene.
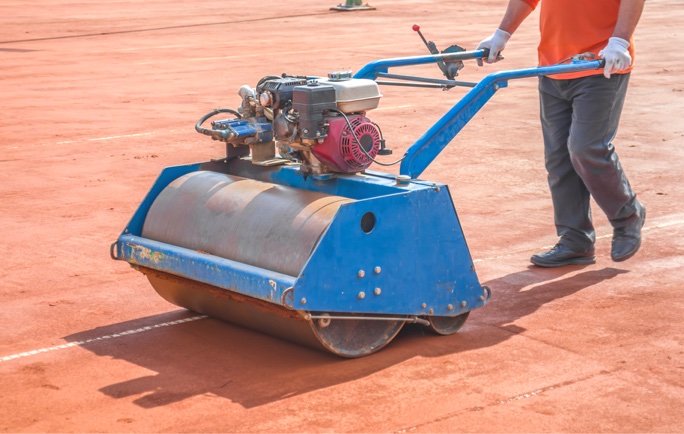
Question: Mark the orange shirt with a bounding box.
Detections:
[521,0,635,79]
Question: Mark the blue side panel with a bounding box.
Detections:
[118,234,296,304]
[293,186,484,316]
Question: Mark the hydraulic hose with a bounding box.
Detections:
[195,108,241,138]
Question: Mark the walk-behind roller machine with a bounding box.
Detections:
[111,28,602,357]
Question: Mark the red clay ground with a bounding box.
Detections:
[1,0,683,432]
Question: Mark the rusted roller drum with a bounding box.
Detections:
[139,170,404,357]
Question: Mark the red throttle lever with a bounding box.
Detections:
[412,24,465,80]
[412,24,440,55]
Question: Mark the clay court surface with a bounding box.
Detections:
[1,0,683,432]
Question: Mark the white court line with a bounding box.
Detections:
[0,315,207,363]
[134,43,407,65]
[30,130,179,148]
[115,44,196,52]
[2,221,681,364]
[50,132,155,145]
[374,104,414,111]
[112,34,390,53]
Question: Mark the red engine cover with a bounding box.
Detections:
[311,115,381,173]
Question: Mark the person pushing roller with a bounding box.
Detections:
[477,0,647,267]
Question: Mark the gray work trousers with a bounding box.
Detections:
[539,73,638,251]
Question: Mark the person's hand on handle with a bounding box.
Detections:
[599,37,631,78]
[477,28,511,64]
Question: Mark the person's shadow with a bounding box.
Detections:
[66,266,628,409]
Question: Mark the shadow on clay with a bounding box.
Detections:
[64,266,629,410]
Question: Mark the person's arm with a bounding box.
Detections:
[478,0,536,63]
[498,0,536,35]
[599,0,646,77]
[612,0,646,40]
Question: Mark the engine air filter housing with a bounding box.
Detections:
[318,77,382,113]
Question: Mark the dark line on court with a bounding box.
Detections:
[0,48,38,52]
[0,11,333,45]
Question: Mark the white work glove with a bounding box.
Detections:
[599,37,632,78]
[477,28,511,64]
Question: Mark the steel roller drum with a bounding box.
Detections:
[139,170,405,357]
[141,170,349,276]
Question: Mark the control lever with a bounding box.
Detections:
[412,24,465,81]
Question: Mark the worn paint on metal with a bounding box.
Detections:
[128,242,165,264]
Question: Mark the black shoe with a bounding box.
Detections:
[530,243,596,268]
[611,202,646,262]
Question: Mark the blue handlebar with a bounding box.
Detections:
[354,50,487,80]
[354,52,603,178]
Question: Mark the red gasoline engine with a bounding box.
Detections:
[196,71,388,174]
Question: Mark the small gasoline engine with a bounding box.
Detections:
[196,72,387,174]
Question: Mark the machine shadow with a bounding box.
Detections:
[66,266,628,409]
[464,265,629,335]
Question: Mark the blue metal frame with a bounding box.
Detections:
[293,184,482,315]
[354,51,602,178]
[114,163,480,315]
[117,233,296,304]
[113,53,602,318]
[353,50,487,80]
